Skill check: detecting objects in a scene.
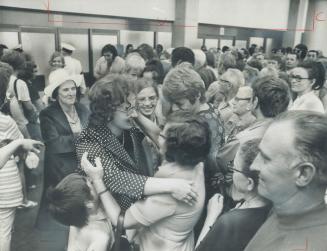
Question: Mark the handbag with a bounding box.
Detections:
[110,211,139,251]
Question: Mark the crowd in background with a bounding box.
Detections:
[0,39,327,251]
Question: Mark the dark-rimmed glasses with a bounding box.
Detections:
[289,75,312,82]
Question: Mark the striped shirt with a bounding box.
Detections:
[0,112,23,208]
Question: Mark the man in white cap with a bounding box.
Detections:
[61,42,86,94]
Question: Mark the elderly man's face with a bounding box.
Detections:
[250,121,299,205]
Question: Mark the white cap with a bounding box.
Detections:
[61,42,75,52]
[45,69,81,98]
[12,44,23,51]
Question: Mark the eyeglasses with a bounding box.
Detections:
[234,97,252,102]
[116,107,134,114]
[289,76,312,82]
[219,79,232,88]
[230,167,252,176]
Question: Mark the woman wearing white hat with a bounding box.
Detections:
[40,69,89,186]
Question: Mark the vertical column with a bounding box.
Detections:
[282,0,309,47]
[303,0,327,55]
[172,0,200,48]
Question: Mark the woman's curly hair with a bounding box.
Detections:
[88,74,131,127]
[164,116,210,166]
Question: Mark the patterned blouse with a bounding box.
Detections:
[75,124,148,210]
[197,104,225,197]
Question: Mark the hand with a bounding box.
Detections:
[127,106,139,119]
[170,179,198,206]
[207,193,224,218]
[81,152,104,181]
[19,139,43,154]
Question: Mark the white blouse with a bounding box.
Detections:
[289,91,325,113]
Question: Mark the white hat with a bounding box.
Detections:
[61,42,75,52]
[12,44,23,51]
[45,69,81,98]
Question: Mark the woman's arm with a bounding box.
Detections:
[0,139,43,169]
[195,193,224,248]
[144,177,198,205]
[130,110,161,148]
[76,140,198,204]
[81,154,141,228]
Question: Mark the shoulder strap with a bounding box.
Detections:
[13,78,19,98]
[113,211,125,251]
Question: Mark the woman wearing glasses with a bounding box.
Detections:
[289,61,325,113]
[134,78,161,175]
[195,139,271,251]
[76,74,198,211]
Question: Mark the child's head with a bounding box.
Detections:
[47,173,98,228]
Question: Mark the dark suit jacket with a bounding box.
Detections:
[40,101,89,185]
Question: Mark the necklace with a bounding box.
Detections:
[64,107,79,125]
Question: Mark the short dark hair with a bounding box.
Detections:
[294,43,308,59]
[47,174,92,228]
[205,52,216,68]
[222,46,230,53]
[252,76,290,118]
[171,47,195,67]
[1,50,26,71]
[137,43,155,62]
[164,118,210,166]
[297,61,325,90]
[142,59,165,84]
[101,44,118,60]
[247,59,263,71]
[308,50,319,56]
[275,111,327,187]
[17,60,36,82]
[88,74,129,127]
[238,139,261,188]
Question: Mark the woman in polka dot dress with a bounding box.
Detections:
[76,74,198,211]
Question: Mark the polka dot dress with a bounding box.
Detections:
[75,124,148,210]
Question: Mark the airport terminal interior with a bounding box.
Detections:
[0,0,327,250]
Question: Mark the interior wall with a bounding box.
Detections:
[120,30,154,48]
[0,0,175,21]
[21,32,56,75]
[0,31,19,49]
[198,0,291,30]
[157,32,172,49]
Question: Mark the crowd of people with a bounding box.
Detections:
[0,40,327,251]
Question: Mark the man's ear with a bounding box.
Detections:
[247,177,255,192]
[295,162,316,187]
[252,96,259,109]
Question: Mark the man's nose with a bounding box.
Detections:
[250,157,261,172]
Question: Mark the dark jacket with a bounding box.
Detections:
[75,125,149,210]
[40,101,89,185]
